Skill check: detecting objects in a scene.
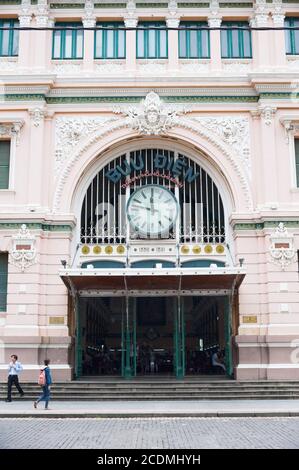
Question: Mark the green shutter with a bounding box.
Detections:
[221,22,252,59]
[95,23,126,59]
[295,139,299,187]
[0,141,10,189]
[0,253,8,312]
[136,22,168,59]
[0,19,19,57]
[52,23,83,59]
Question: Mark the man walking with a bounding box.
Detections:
[6,354,24,402]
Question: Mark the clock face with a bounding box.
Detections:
[127,185,178,238]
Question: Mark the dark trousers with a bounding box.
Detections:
[36,385,50,408]
[7,375,24,400]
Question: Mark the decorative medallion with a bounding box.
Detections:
[204,245,213,254]
[10,224,36,272]
[93,246,101,254]
[269,223,296,270]
[81,245,90,255]
[216,245,225,254]
[114,91,188,135]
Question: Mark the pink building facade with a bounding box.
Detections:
[1,0,299,382]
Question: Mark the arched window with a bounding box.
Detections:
[80,149,225,245]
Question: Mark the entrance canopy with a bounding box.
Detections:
[60,267,245,297]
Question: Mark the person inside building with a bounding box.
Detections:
[211,349,226,374]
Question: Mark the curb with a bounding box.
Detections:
[1,411,299,418]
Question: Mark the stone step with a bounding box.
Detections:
[2,394,299,401]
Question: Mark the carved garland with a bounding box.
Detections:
[52,116,253,213]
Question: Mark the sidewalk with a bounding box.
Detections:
[1,399,299,418]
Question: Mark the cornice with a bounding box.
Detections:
[47,86,257,97]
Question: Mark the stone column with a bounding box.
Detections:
[257,106,278,204]
[250,2,270,70]
[27,107,46,207]
[208,17,222,73]
[124,18,138,72]
[34,0,51,72]
[166,18,180,72]
[18,0,32,72]
[271,11,286,69]
[83,0,96,73]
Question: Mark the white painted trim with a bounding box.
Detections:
[237,364,299,369]
[60,266,245,277]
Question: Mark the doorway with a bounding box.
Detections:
[75,295,231,379]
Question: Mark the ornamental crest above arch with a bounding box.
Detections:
[53,93,252,212]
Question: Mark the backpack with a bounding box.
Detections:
[38,368,46,386]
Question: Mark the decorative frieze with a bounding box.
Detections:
[54,116,119,175]
[0,120,24,146]
[52,62,82,74]
[222,60,252,73]
[0,58,18,73]
[192,116,251,176]
[269,223,296,271]
[10,224,37,272]
[94,61,126,74]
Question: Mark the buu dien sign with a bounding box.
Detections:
[105,154,199,184]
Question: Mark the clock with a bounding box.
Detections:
[127,184,178,237]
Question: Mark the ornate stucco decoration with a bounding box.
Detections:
[10,224,37,272]
[54,116,120,175]
[250,0,269,28]
[83,0,96,28]
[208,0,221,28]
[192,116,251,177]
[0,120,24,146]
[269,223,296,270]
[167,1,179,28]
[35,0,49,28]
[280,116,299,144]
[29,107,46,127]
[114,91,188,135]
[254,106,277,126]
[19,0,32,27]
[124,0,137,28]
[271,0,285,27]
[53,112,253,213]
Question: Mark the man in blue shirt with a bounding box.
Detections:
[6,354,24,402]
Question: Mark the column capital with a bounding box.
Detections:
[208,17,222,28]
[124,0,137,28]
[251,0,270,28]
[271,0,285,27]
[124,18,138,28]
[166,18,180,29]
[19,0,32,27]
[82,0,96,28]
[35,0,49,28]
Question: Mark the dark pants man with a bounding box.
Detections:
[7,375,24,401]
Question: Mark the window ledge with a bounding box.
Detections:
[290,188,299,193]
[0,190,15,194]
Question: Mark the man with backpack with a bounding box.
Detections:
[34,359,52,410]
[6,354,25,402]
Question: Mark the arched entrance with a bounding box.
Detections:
[61,141,245,379]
